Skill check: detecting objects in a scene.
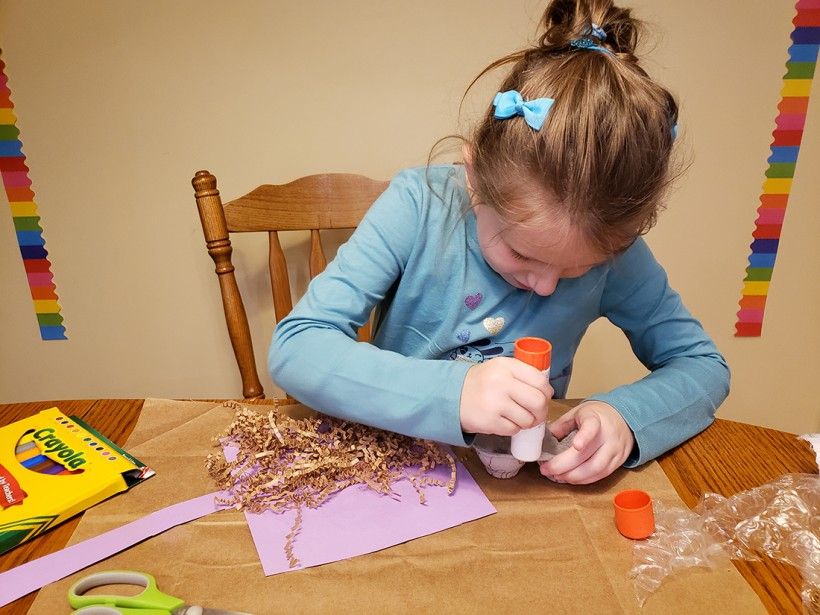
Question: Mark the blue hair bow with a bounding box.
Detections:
[493,90,555,131]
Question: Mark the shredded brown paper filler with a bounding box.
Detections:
[206,401,457,568]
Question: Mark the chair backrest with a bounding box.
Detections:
[192,170,389,399]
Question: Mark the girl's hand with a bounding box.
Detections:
[460,358,553,436]
[539,401,634,485]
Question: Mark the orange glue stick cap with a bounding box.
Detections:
[613,489,655,540]
[514,337,552,371]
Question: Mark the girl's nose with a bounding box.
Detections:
[529,268,559,297]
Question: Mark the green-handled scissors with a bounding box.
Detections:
[68,570,254,615]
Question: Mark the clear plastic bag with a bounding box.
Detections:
[630,473,820,610]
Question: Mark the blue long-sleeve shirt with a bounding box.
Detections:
[269,165,729,466]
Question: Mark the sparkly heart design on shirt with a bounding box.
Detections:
[464,293,483,310]
[456,330,470,343]
[483,316,505,336]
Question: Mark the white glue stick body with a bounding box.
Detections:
[510,337,552,462]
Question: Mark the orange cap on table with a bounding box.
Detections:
[613,489,655,540]
[514,337,552,371]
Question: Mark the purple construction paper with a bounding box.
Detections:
[243,460,496,575]
[0,492,226,607]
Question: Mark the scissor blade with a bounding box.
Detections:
[174,607,256,615]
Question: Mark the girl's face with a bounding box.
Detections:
[463,146,610,296]
[472,202,608,296]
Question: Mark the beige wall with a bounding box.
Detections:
[1,1,817,434]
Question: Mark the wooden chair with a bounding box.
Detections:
[192,170,389,399]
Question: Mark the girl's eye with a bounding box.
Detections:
[509,248,528,261]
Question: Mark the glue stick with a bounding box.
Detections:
[510,337,552,462]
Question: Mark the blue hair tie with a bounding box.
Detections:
[570,37,612,55]
[493,90,555,131]
[570,22,611,54]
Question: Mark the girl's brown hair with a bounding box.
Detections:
[468,0,679,254]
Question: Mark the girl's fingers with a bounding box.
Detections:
[541,403,634,484]
[484,415,521,437]
[510,361,554,398]
[508,385,550,427]
[566,410,601,452]
[540,438,596,477]
[548,409,579,440]
[552,448,622,485]
[541,413,602,476]
[499,402,541,431]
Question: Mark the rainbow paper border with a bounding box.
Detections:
[0,51,66,340]
[735,0,819,337]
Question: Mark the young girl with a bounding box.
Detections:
[269,0,728,485]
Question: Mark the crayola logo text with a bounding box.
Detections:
[32,428,87,469]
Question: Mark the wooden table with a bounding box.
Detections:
[0,399,816,615]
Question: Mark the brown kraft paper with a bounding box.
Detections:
[29,398,764,614]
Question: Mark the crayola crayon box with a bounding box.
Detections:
[0,407,154,555]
